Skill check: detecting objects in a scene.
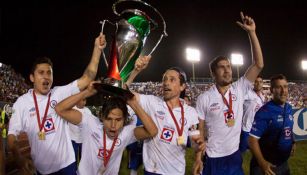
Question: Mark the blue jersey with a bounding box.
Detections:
[250,101,294,165]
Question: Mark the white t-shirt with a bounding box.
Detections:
[8,80,79,174]
[242,89,265,132]
[68,106,92,143]
[77,111,137,175]
[139,95,200,175]
[196,77,252,158]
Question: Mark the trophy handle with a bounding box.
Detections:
[99,20,117,68]
[113,0,168,56]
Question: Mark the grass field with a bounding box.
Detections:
[119,140,307,175]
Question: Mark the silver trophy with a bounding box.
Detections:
[95,0,167,98]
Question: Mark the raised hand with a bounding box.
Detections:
[134,55,151,72]
[95,33,107,50]
[236,11,256,33]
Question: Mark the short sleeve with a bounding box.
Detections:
[249,109,270,139]
[196,94,207,120]
[8,99,24,136]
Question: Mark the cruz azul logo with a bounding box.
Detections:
[160,127,174,143]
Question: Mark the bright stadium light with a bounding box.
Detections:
[231,53,244,80]
[302,60,307,70]
[186,48,200,82]
[0,62,2,68]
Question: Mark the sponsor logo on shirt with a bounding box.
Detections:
[209,103,220,111]
[29,107,36,112]
[160,127,174,144]
[30,112,36,117]
[91,132,101,143]
[155,111,165,120]
[277,115,284,122]
[50,100,57,109]
[43,118,55,134]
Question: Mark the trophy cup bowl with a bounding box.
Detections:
[94,0,167,100]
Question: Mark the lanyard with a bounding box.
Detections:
[218,90,233,114]
[33,91,51,132]
[166,101,184,137]
[103,128,118,167]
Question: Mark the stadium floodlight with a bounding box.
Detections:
[302,60,307,70]
[186,48,200,82]
[0,62,2,68]
[231,53,244,80]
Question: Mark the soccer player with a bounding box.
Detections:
[128,56,205,175]
[249,74,295,175]
[55,81,158,175]
[196,12,264,175]
[7,33,106,175]
[240,76,266,152]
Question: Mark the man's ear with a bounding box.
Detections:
[30,74,34,83]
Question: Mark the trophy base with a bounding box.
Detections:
[87,83,134,106]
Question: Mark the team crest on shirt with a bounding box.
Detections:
[43,118,55,134]
[97,148,109,159]
[50,100,57,109]
[160,127,174,143]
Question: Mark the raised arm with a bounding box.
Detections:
[77,33,106,90]
[125,55,151,102]
[55,82,98,125]
[127,95,158,140]
[237,12,264,82]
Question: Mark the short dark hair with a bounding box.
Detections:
[100,97,129,125]
[209,56,229,77]
[270,74,287,88]
[31,56,53,74]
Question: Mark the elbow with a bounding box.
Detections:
[150,126,158,137]
[54,106,64,118]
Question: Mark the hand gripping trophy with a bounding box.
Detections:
[94,0,167,99]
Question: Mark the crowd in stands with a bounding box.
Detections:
[130,81,307,108]
[0,64,30,103]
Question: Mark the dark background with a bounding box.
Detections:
[1,0,307,86]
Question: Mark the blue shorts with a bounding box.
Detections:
[202,150,243,175]
[127,141,143,170]
[72,140,82,164]
[144,169,162,175]
[36,162,77,175]
[239,130,250,153]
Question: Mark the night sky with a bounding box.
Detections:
[1,0,307,86]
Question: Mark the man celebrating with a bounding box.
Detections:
[7,33,106,175]
[249,74,295,175]
[196,12,264,175]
